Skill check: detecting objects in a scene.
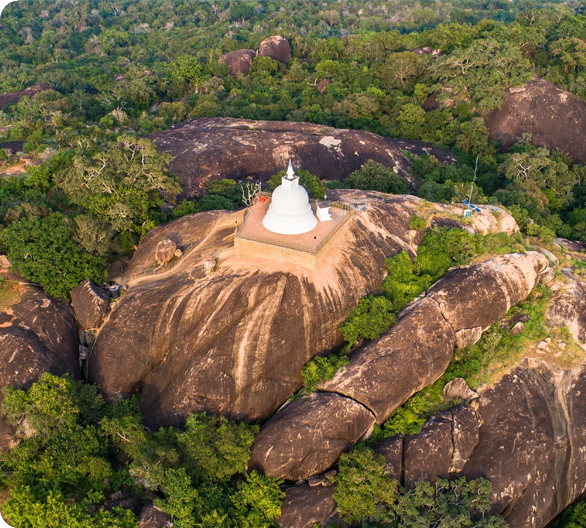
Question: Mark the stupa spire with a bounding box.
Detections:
[286,159,295,179]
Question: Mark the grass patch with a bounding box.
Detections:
[0,279,20,312]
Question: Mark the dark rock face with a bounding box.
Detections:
[258,35,291,63]
[138,505,172,528]
[89,192,429,427]
[249,253,543,480]
[148,118,420,198]
[386,138,458,165]
[459,360,586,528]
[372,434,404,480]
[277,484,336,528]
[0,83,55,110]
[249,392,376,481]
[218,49,256,78]
[70,280,110,331]
[0,286,80,451]
[484,78,586,163]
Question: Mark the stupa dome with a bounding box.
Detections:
[262,161,318,235]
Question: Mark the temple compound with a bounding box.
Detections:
[234,161,353,270]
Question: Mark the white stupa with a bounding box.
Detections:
[262,161,318,235]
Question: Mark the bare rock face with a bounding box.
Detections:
[372,434,404,480]
[70,280,110,331]
[250,392,376,481]
[249,252,544,480]
[317,79,331,93]
[547,271,586,348]
[155,238,177,266]
[457,359,586,528]
[218,49,256,78]
[277,484,337,528]
[138,505,172,528]
[0,286,80,451]
[484,78,586,163]
[148,118,433,198]
[0,83,55,110]
[443,377,478,402]
[258,35,291,63]
[90,192,435,427]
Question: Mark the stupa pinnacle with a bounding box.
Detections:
[262,160,318,235]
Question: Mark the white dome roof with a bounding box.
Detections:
[262,162,317,235]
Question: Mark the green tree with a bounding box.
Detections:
[343,161,408,194]
[1,213,107,299]
[231,472,284,528]
[332,447,397,522]
[340,295,396,346]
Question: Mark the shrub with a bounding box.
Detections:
[176,413,259,483]
[343,160,408,194]
[332,447,397,522]
[409,214,427,230]
[171,199,200,219]
[416,227,484,279]
[198,194,236,211]
[302,352,351,393]
[383,251,432,312]
[208,179,243,206]
[231,471,284,528]
[340,295,396,345]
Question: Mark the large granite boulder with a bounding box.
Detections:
[258,36,291,63]
[372,434,404,480]
[457,359,586,528]
[0,285,80,451]
[89,191,515,430]
[70,280,110,331]
[218,49,256,78]
[483,78,586,163]
[277,484,337,528]
[148,118,455,198]
[249,252,545,480]
[0,83,55,110]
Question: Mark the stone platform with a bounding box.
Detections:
[234,199,353,270]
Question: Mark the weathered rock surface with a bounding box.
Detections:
[457,359,586,528]
[249,252,545,480]
[70,280,110,331]
[0,286,80,451]
[484,78,586,163]
[0,83,55,110]
[443,377,478,402]
[258,35,291,63]
[276,483,336,528]
[89,191,517,431]
[218,49,256,77]
[250,392,375,481]
[547,271,586,349]
[138,505,173,528]
[372,434,404,480]
[317,79,331,93]
[148,118,457,198]
[319,297,455,422]
[155,238,178,266]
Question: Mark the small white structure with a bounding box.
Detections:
[316,202,332,222]
[262,161,318,235]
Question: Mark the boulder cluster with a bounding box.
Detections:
[219,35,292,77]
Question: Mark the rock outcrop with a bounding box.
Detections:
[277,484,337,528]
[258,35,291,63]
[0,285,80,451]
[219,49,256,77]
[70,280,110,331]
[148,118,455,198]
[138,505,173,528]
[0,83,55,110]
[88,191,517,429]
[249,252,548,480]
[547,270,586,349]
[483,78,586,163]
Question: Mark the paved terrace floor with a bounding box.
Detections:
[236,199,349,253]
